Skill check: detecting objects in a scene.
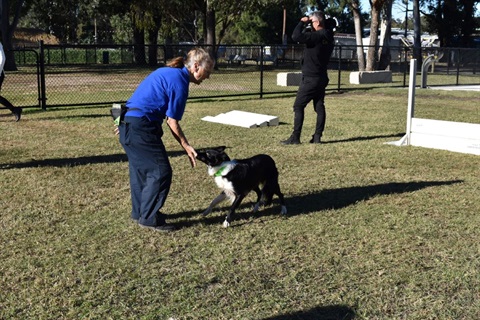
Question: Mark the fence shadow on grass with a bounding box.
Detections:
[0,151,185,169]
[173,180,463,227]
[262,304,356,320]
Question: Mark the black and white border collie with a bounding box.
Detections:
[196,146,287,227]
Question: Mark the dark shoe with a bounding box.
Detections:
[309,134,321,144]
[13,107,22,122]
[139,222,176,232]
[281,134,301,145]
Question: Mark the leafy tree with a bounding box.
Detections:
[423,0,479,47]
[1,0,27,70]
[222,2,302,44]
[110,14,132,44]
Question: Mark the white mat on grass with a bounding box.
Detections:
[202,110,279,128]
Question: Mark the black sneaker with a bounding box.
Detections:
[139,223,176,232]
[13,107,22,122]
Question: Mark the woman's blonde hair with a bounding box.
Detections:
[166,47,214,70]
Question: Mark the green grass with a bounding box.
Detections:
[1,88,479,319]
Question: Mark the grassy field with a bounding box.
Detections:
[1,87,479,319]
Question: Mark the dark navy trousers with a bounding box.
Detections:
[119,116,172,227]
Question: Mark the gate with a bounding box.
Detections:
[5,48,44,109]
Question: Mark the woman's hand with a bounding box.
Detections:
[184,145,197,168]
[166,117,197,167]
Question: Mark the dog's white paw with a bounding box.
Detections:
[223,220,230,228]
[280,205,287,215]
[253,202,261,213]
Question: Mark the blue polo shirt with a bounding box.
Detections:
[126,66,190,121]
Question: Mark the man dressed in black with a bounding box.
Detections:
[281,11,334,144]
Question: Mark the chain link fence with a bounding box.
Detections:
[3,43,479,109]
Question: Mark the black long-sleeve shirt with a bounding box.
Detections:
[292,22,335,77]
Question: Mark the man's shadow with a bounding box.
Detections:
[173,179,463,227]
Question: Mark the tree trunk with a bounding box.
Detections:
[131,11,146,66]
[350,0,365,71]
[148,28,159,67]
[133,27,146,65]
[366,0,384,71]
[378,0,392,70]
[205,0,216,61]
[165,36,174,61]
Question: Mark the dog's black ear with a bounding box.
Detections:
[215,146,227,152]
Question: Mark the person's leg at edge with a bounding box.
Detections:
[0,95,22,122]
[0,72,21,121]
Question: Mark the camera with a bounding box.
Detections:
[325,17,337,31]
[304,22,313,32]
[303,16,337,33]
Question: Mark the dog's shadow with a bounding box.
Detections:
[173,179,463,228]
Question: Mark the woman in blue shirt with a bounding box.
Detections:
[119,48,213,232]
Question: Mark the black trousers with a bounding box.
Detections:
[291,75,329,137]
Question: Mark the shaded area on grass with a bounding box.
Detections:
[173,180,463,228]
[284,180,463,215]
[262,304,356,320]
[0,151,185,169]
[324,133,404,144]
